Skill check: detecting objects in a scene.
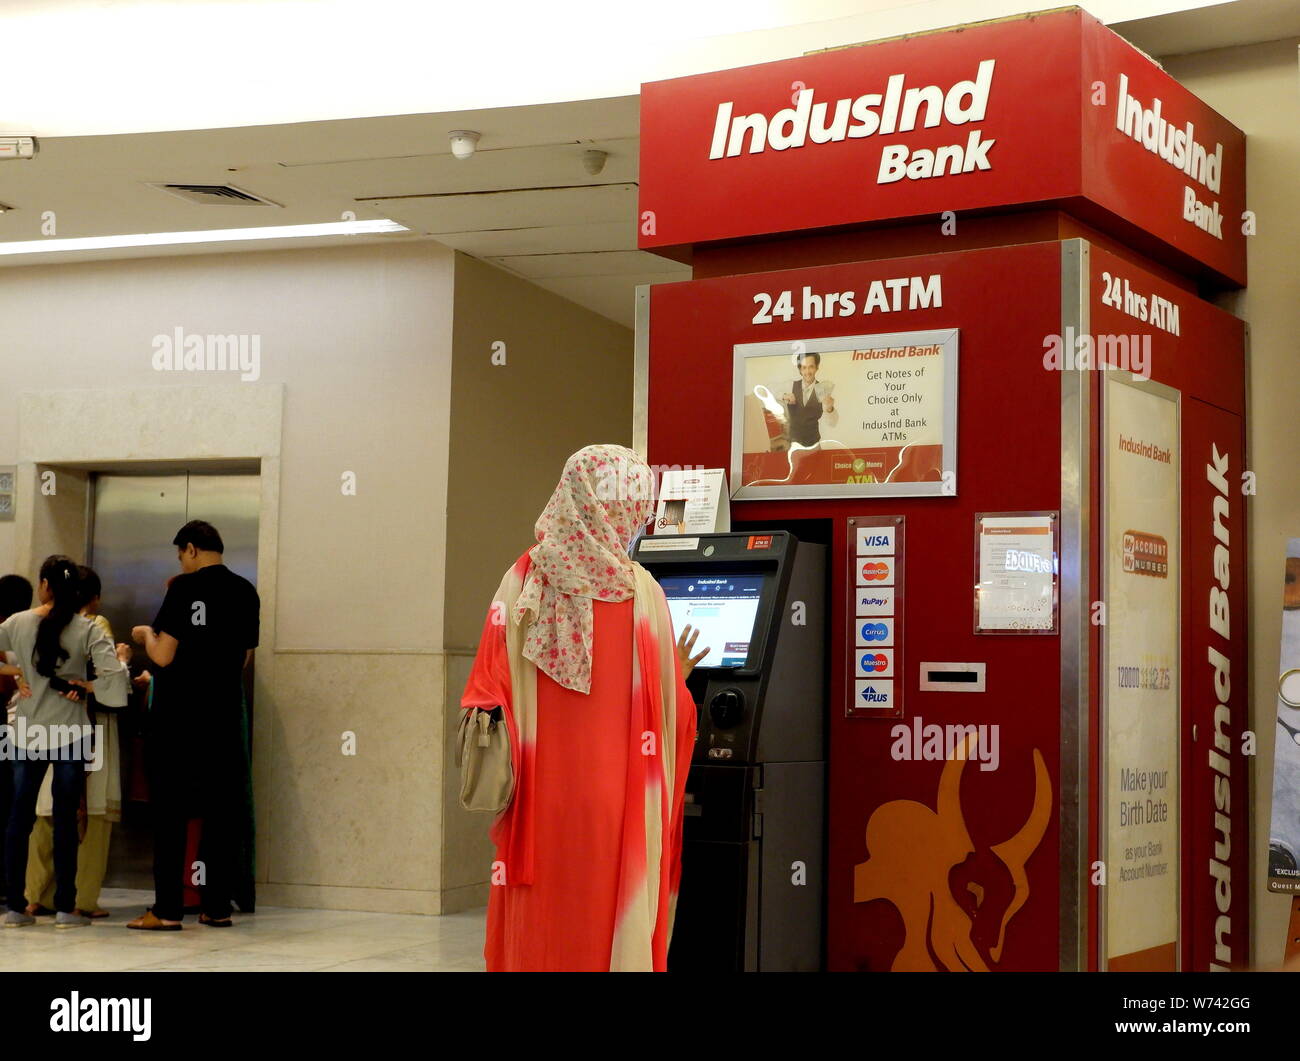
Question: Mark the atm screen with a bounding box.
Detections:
[659,574,764,668]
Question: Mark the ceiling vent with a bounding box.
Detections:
[147,183,281,207]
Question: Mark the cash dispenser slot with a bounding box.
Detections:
[918,661,987,692]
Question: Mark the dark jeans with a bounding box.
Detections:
[5,750,85,913]
[0,759,11,898]
[150,750,237,922]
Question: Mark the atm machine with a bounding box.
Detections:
[634,8,1251,973]
[633,531,827,971]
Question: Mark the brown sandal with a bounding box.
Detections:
[198,913,233,927]
[127,910,182,931]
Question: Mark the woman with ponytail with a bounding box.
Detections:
[0,555,130,928]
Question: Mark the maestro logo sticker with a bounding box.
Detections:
[856,649,894,677]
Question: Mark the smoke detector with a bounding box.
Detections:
[449,131,480,160]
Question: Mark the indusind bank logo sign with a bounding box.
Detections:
[707,60,998,185]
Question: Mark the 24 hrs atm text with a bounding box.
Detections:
[751,275,941,325]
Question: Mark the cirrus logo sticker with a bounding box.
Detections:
[852,621,894,647]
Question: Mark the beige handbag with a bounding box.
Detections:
[457,706,514,813]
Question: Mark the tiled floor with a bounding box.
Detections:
[0,888,488,971]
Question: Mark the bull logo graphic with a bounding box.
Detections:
[853,736,1052,970]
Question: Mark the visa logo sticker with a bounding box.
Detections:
[855,618,894,647]
[855,588,895,616]
[854,679,894,710]
[855,649,894,678]
[856,556,896,587]
[856,526,896,556]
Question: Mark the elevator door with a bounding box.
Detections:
[89,471,259,889]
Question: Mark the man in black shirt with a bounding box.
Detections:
[127,520,259,930]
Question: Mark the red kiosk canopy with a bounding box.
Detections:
[638,7,1246,287]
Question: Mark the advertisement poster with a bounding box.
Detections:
[1103,376,1180,970]
[975,514,1058,632]
[1268,542,1300,892]
[732,329,957,499]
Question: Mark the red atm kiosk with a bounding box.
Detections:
[636,8,1249,972]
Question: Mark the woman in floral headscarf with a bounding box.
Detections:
[461,444,708,971]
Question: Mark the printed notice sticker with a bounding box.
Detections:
[639,537,701,552]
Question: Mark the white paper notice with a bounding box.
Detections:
[976,515,1057,631]
[1103,377,1179,970]
[655,468,730,534]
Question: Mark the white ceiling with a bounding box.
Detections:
[0,0,1292,330]
[0,0,1228,136]
[0,97,690,328]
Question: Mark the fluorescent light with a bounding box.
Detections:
[0,218,409,256]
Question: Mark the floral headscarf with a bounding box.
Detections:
[514,444,656,693]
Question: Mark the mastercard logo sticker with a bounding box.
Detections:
[856,557,895,586]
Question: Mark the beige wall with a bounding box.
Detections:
[440,252,634,907]
[441,252,635,649]
[0,240,456,914]
[1162,38,1300,968]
